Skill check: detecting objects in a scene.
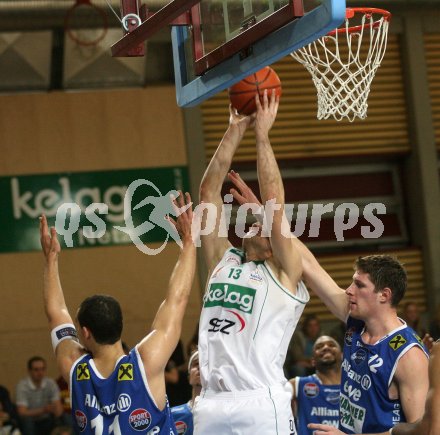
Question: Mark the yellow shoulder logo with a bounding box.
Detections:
[76,363,90,381]
[389,334,407,351]
[118,363,134,381]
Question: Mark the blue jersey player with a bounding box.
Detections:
[298,253,430,434]
[286,336,341,435]
[227,173,430,435]
[39,192,197,435]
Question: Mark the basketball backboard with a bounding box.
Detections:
[112,0,346,107]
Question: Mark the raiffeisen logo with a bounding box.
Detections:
[203,284,256,314]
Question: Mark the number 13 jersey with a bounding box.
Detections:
[199,248,309,392]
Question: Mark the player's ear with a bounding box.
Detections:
[379,287,392,303]
[81,325,92,340]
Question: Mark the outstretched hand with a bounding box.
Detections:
[40,215,60,261]
[422,333,435,353]
[308,423,348,435]
[227,170,261,207]
[254,89,279,139]
[166,192,199,247]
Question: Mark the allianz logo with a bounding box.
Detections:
[203,283,256,313]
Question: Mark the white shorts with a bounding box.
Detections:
[193,385,296,435]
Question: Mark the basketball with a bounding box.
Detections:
[228,66,282,115]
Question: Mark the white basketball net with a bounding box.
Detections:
[291,8,390,122]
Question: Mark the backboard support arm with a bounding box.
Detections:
[111,0,201,57]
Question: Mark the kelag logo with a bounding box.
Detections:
[203,284,256,314]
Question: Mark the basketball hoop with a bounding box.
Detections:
[65,0,108,47]
[291,8,391,122]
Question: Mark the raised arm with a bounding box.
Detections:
[290,239,348,321]
[40,215,85,381]
[393,341,440,435]
[199,107,254,271]
[137,193,197,404]
[253,90,302,291]
[228,170,348,320]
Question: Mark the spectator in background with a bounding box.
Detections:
[166,340,192,407]
[401,302,426,338]
[186,323,199,358]
[171,350,201,435]
[49,427,72,435]
[286,314,321,377]
[0,385,20,435]
[54,377,72,430]
[16,356,65,435]
[329,319,346,348]
[429,304,440,341]
[286,336,341,435]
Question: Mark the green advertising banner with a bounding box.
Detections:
[0,166,189,253]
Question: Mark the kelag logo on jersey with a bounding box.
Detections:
[203,284,256,314]
[175,421,188,434]
[75,410,87,432]
[129,408,152,431]
[303,382,319,398]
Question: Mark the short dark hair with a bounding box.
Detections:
[355,255,407,307]
[77,295,123,345]
[27,356,46,371]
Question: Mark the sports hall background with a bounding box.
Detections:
[0,0,439,393]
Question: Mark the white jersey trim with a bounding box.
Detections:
[134,345,162,412]
[387,341,429,387]
[69,353,88,415]
[361,318,408,346]
[262,262,310,304]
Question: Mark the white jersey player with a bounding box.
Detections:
[195,91,306,434]
[199,247,308,391]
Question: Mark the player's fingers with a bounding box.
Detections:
[270,88,276,105]
[308,424,334,434]
[176,190,186,209]
[185,192,193,219]
[171,190,185,216]
[165,215,177,228]
[263,89,269,108]
[230,171,250,194]
[40,214,48,234]
[39,216,45,240]
[229,188,246,204]
[255,92,262,110]
[274,94,280,113]
[50,227,58,249]
[170,192,181,215]
[228,170,245,188]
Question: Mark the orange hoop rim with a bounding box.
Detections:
[328,7,391,36]
[64,0,109,47]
